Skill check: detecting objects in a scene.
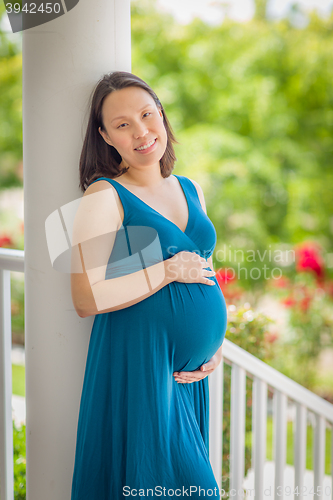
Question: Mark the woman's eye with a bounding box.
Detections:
[142,112,151,118]
[118,123,128,128]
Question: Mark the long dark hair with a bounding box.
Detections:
[79,71,178,192]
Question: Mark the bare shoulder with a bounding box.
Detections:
[83,179,115,196]
[81,179,120,215]
[73,180,123,244]
[187,177,207,212]
[82,179,123,214]
[187,177,203,193]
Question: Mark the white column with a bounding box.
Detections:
[22,1,131,499]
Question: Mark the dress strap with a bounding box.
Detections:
[175,175,202,208]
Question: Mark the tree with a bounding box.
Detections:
[131,0,333,258]
[0,3,22,188]
[254,0,268,20]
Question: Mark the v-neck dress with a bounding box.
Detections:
[70,174,228,499]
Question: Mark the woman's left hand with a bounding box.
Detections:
[173,345,223,384]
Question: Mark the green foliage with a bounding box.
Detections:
[280,273,333,353]
[254,0,268,20]
[1,0,333,254]
[131,1,333,258]
[266,243,333,394]
[11,274,25,335]
[225,304,275,358]
[13,421,26,500]
[0,3,22,187]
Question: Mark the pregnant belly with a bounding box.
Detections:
[106,274,228,374]
[159,276,228,372]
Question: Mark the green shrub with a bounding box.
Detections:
[13,421,26,500]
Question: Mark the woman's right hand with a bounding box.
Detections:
[166,251,216,285]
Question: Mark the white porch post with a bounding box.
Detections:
[22,1,131,499]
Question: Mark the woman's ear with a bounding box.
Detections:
[98,126,113,147]
[158,108,163,119]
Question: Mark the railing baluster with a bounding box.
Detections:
[0,268,14,500]
[209,357,224,491]
[294,403,307,500]
[274,390,287,500]
[230,363,246,500]
[314,414,326,498]
[331,424,333,500]
[253,377,267,500]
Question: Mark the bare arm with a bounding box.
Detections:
[71,181,175,318]
[70,180,215,318]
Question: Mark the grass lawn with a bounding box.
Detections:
[248,416,332,475]
[12,364,25,397]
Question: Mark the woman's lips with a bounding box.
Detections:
[134,138,157,154]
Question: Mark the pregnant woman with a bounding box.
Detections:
[70,71,228,499]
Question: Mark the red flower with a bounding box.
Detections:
[215,268,244,302]
[281,295,296,308]
[0,235,13,248]
[265,330,279,343]
[295,241,325,280]
[215,267,237,286]
[272,275,291,288]
[299,296,312,312]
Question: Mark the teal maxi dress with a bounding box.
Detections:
[70,174,228,499]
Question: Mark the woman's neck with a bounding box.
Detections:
[118,161,166,188]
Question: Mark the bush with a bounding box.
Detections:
[13,420,26,500]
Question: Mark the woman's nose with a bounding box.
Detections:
[133,121,149,139]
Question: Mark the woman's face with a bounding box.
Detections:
[98,86,168,171]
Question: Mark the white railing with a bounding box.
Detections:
[0,248,24,500]
[1,248,333,500]
[209,340,333,499]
